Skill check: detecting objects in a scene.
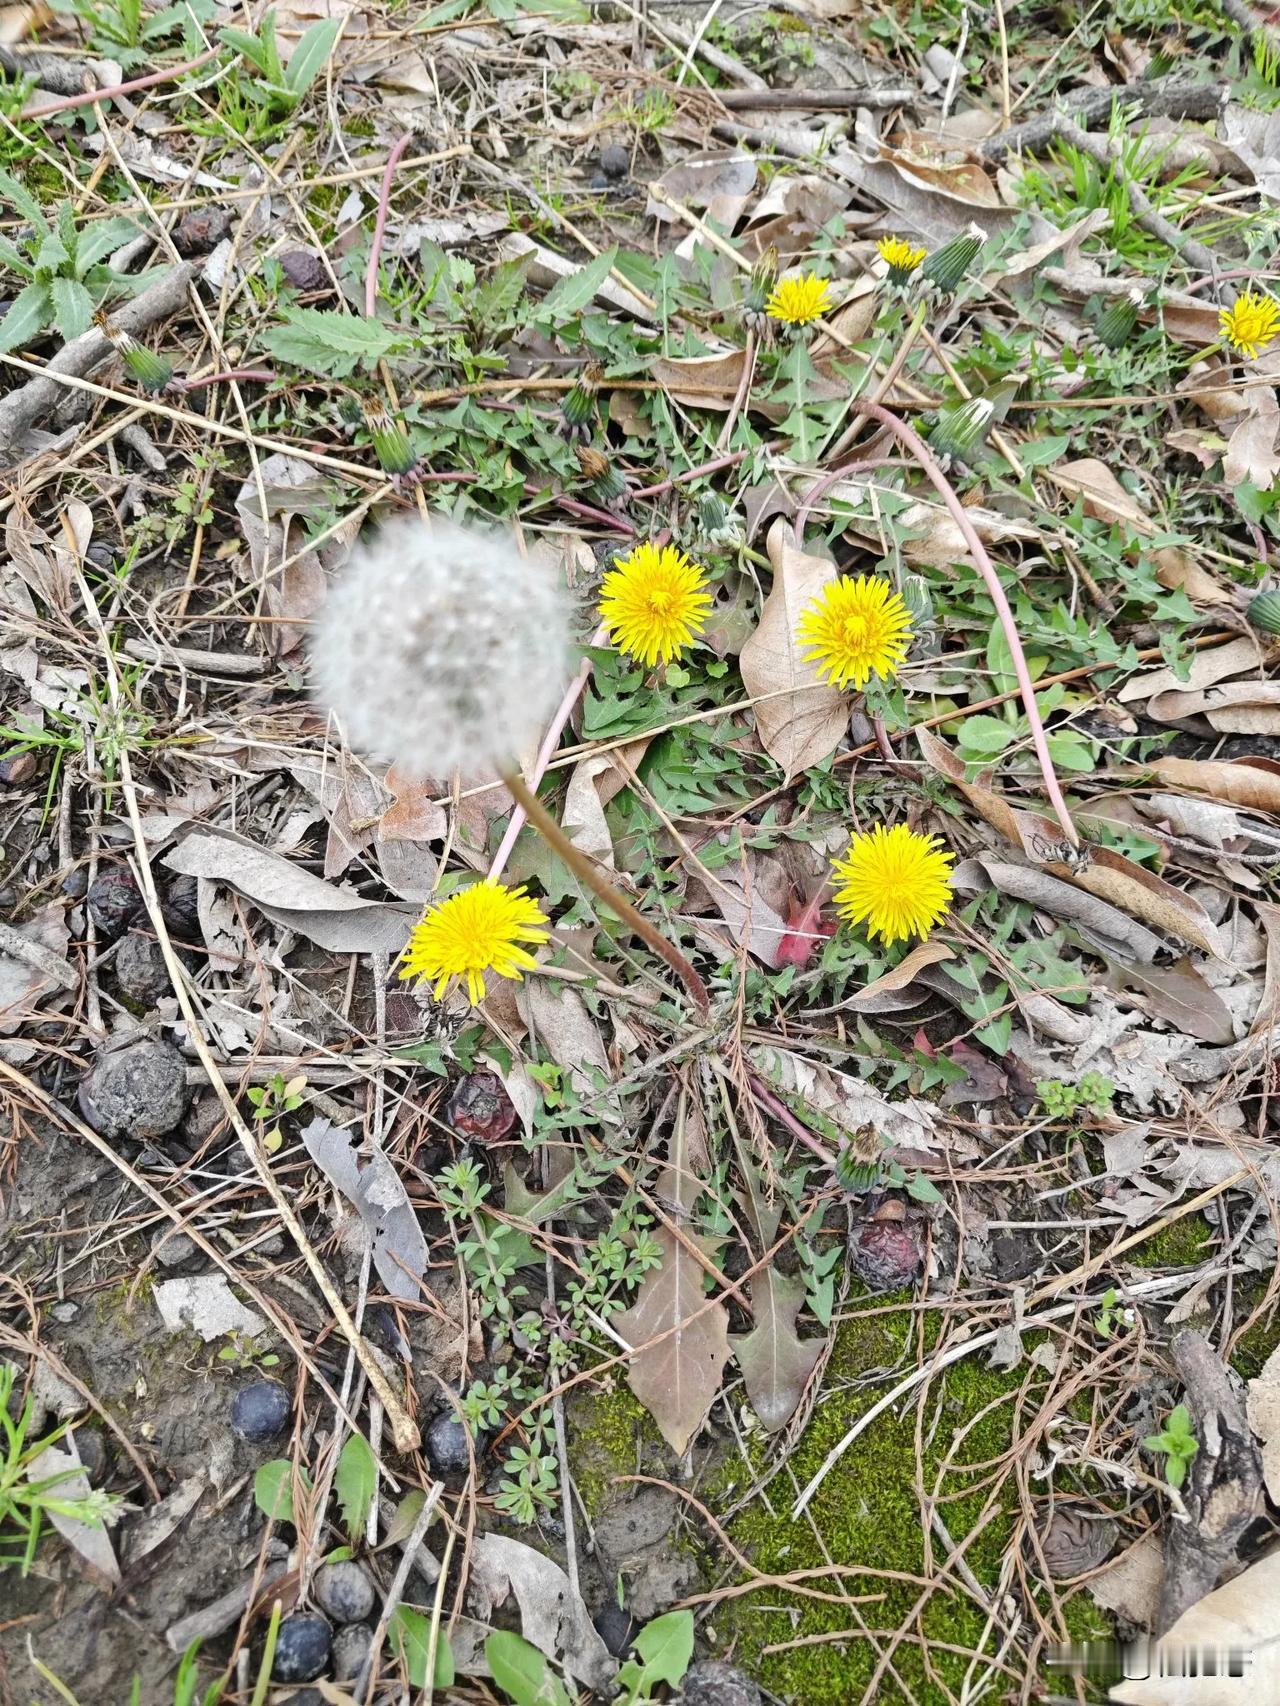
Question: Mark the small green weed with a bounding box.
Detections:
[1036,1072,1116,1123]
[1143,1402,1198,1489]
[0,1365,120,1574]
[0,169,145,351]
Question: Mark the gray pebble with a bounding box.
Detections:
[681,1661,762,1706]
[49,1301,79,1323]
[151,1227,200,1270]
[78,1038,189,1141]
[314,1560,376,1624]
[115,930,170,1006]
[332,1621,373,1682]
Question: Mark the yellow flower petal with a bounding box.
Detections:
[876,236,926,284]
[1220,289,1280,361]
[832,825,954,947]
[598,541,712,668]
[400,880,549,1007]
[765,273,834,326]
[797,575,913,691]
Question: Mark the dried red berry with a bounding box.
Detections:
[848,1219,923,1291]
[447,1070,517,1142]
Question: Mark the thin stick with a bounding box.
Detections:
[21,48,218,118]
[501,768,710,1018]
[849,401,1078,845]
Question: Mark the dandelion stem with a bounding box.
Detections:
[849,399,1079,846]
[500,767,711,1018]
[490,625,606,881]
[365,134,411,320]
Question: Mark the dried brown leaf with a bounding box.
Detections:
[1139,755,1280,816]
[846,940,955,1002]
[1105,956,1235,1044]
[300,1115,427,1306]
[739,519,847,778]
[646,152,756,225]
[650,349,747,411]
[616,1103,730,1455]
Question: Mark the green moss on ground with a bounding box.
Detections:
[710,1301,1063,1703]
[1131,1214,1212,1267]
[567,1382,663,1520]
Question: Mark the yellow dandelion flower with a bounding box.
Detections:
[1220,289,1280,360]
[598,541,712,668]
[400,880,549,1006]
[765,273,834,327]
[797,575,913,692]
[832,824,954,947]
[876,236,926,286]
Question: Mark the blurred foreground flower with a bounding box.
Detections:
[310,514,571,779]
[832,824,953,947]
[766,273,833,327]
[1221,289,1280,360]
[401,880,549,1006]
[599,541,712,667]
[798,574,913,691]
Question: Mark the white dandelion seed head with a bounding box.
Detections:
[310,513,573,780]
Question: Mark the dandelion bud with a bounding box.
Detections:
[575,444,628,509]
[695,491,740,547]
[926,396,995,467]
[1247,589,1280,636]
[95,310,174,393]
[921,225,985,296]
[1089,289,1142,351]
[744,246,778,336]
[559,362,602,443]
[362,402,419,478]
[310,514,573,781]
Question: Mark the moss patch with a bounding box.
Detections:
[567,1381,664,1521]
[709,1301,1049,1703]
[1130,1214,1212,1268]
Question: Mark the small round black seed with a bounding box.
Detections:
[314,1560,376,1624]
[593,1600,637,1657]
[599,143,630,180]
[332,1621,373,1682]
[271,1613,332,1684]
[424,1410,472,1477]
[230,1380,292,1442]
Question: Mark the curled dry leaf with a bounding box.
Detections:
[466,1533,616,1694]
[951,856,1163,963]
[1246,1344,1280,1504]
[0,905,73,1035]
[738,519,847,779]
[300,1115,428,1306]
[616,1101,731,1455]
[1136,750,1280,816]
[1117,637,1264,708]
[646,152,757,226]
[651,349,749,411]
[1147,681,1280,737]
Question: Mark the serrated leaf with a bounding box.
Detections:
[253,1458,311,1525]
[0,167,49,234]
[260,307,402,377]
[50,276,94,341]
[473,255,530,327]
[0,281,52,353]
[484,1631,572,1706]
[535,246,617,323]
[34,231,70,275]
[286,16,341,95]
[389,1607,454,1689]
[334,1432,376,1539]
[74,217,141,277]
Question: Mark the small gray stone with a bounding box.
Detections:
[49,1301,79,1323]
[151,1227,200,1270]
[681,1660,762,1706]
[115,930,170,1006]
[78,1037,189,1142]
[314,1560,376,1624]
[332,1621,373,1682]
